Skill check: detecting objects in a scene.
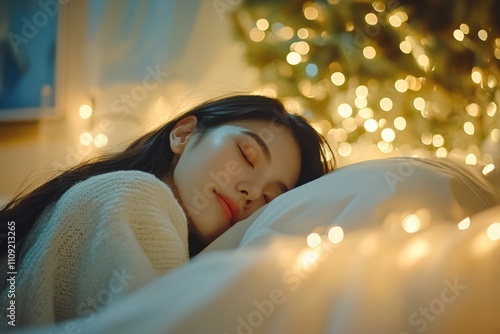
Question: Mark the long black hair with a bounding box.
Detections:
[0,94,336,257]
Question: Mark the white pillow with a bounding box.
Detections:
[204,157,500,252]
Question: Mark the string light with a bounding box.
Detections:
[402,214,421,233]
[379,97,393,111]
[482,164,495,175]
[394,117,406,130]
[256,18,269,30]
[337,103,352,118]
[94,134,108,148]
[286,52,301,65]
[356,85,369,97]
[303,6,318,20]
[487,222,500,241]
[233,0,499,161]
[306,233,322,248]
[478,29,488,41]
[364,118,378,132]
[328,226,344,244]
[395,79,408,92]
[363,46,376,59]
[330,72,345,86]
[297,28,309,39]
[365,13,378,25]
[337,142,352,157]
[79,132,93,145]
[249,27,265,42]
[79,104,92,119]
[453,29,464,41]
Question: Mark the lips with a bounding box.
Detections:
[214,191,240,226]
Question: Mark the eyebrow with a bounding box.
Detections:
[241,130,290,194]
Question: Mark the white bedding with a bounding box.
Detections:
[13,158,500,334]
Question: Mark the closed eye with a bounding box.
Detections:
[238,145,254,169]
[263,195,271,204]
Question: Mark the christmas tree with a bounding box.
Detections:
[231,0,500,169]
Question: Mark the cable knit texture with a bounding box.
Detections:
[0,171,188,329]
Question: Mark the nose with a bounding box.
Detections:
[236,181,263,206]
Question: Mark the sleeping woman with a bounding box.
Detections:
[0,94,335,328]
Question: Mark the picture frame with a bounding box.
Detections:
[0,0,68,122]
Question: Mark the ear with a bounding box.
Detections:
[170,116,198,154]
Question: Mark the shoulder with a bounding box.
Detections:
[58,170,184,218]
[69,170,172,199]
[77,170,167,190]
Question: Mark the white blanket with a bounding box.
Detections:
[12,158,500,334]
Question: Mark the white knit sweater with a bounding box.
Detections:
[0,171,188,329]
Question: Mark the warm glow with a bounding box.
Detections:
[417,54,430,67]
[356,85,368,97]
[492,129,500,142]
[460,23,470,34]
[398,239,431,267]
[286,52,301,65]
[436,147,448,158]
[487,222,500,241]
[294,41,310,54]
[365,13,378,25]
[432,134,444,147]
[488,75,498,88]
[278,26,294,40]
[402,214,421,233]
[307,233,322,248]
[79,104,93,119]
[478,29,488,41]
[395,11,408,22]
[453,29,464,41]
[304,6,319,20]
[363,46,376,59]
[471,68,482,84]
[458,217,471,230]
[256,19,269,30]
[421,132,432,145]
[337,142,352,157]
[249,27,265,42]
[330,72,345,86]
[413,97,425,111]
[328,226,344,244]
[79,132,93,146]
[394,117,406,130]
[358,108,373,119]
[463,121,475,135]
[355,97,368,108]
[379,97,393,111]
[399,40,412,54]
[377,140,393,153]
[465,153,477,165]
[388,14,402,27]
[381,128,396,142]
[364,118,378,132]
[372,1,385,12]
[338,103,353,118]
[466,103,480,117]
[94,134,108,148]
[482,164,495,175]
[342,118,357,132]
[395,79,408,92]
[406,75,422,91]
[297,28,309,39]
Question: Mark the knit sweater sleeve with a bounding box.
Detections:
[1,170,188,327]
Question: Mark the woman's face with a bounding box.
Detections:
[167,116,301,244]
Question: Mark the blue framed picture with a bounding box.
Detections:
[0,0,67,122]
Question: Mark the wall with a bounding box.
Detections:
[0,0,260,205]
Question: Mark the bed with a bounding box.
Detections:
[14,157,500,334]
